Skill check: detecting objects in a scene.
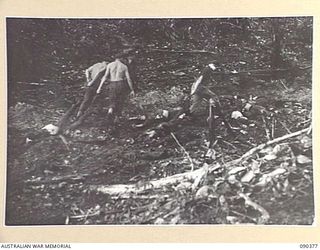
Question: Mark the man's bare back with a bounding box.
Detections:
[86,61,108,88]
[107,60,128,81]
[86,61,108,82]
[96,59,134,95]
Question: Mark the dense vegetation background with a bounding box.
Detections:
[6,17,313,225]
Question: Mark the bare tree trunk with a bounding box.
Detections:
[271,19,284,69]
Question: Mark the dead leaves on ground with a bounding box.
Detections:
[68,131,312,225]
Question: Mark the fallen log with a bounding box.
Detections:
[90,127,309,196]
[89,166,205,196]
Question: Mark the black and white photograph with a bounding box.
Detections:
[6,17,314,225]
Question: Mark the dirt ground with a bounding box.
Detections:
[6,48,313,225]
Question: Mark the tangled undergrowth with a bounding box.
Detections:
[6,17,313,225]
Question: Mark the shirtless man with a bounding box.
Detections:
[76,61,108,118]
[96,55,135,123]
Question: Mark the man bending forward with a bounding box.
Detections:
[77,61,108,118]
[96,55,135,123]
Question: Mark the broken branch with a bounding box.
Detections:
[25,174,89,184]
[279,79,289,90]
[261,115,271,140]
[149,48,216,55]
[59,134,70,150]
[90,128,309,196]
[230,127,309,166]
[170,132,195,171]
[69,211,100,220]
[238,193,270,224]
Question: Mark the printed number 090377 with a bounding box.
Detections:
[300,244,318,248]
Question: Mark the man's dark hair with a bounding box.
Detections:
[114,52,126,60]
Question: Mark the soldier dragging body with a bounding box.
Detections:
[76,61,108,118]
[189,63,235,147]
[96,54,135,125]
